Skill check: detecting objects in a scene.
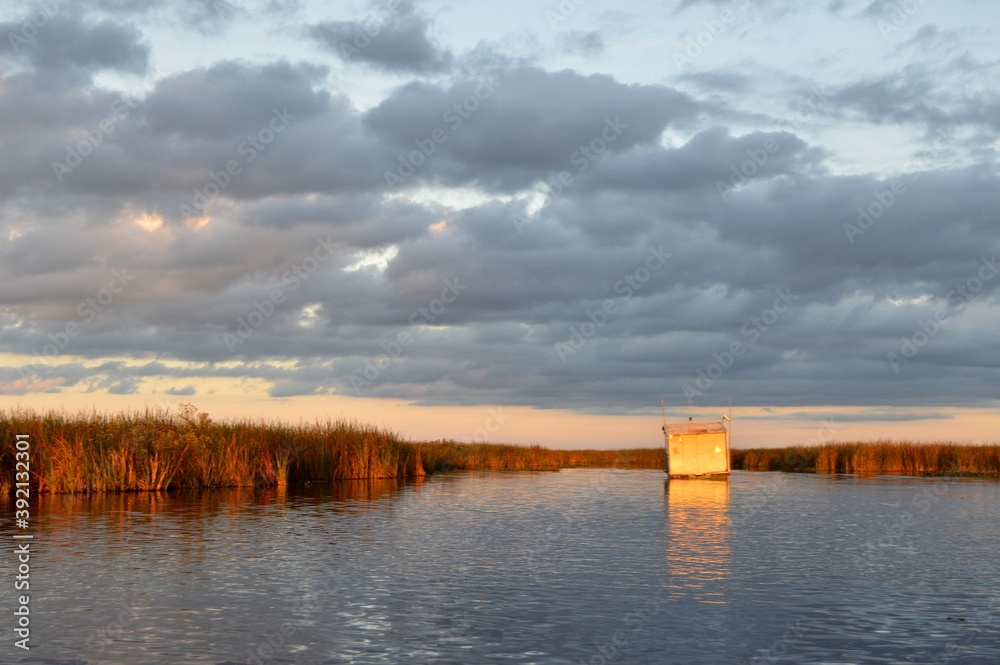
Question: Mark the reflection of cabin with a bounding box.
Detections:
[665,478,730,600]
[662,421,730,479]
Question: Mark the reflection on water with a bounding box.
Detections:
[664,479,730,604]
[1,470,999,664]
[34,476,421,520]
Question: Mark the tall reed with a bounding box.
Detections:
[0,407,415,493]
[733,441,1000,476]
[0,408,662,494]
[414,439,662,472]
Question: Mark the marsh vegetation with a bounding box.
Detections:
[732,441,1000,476]
[1,406,661,494]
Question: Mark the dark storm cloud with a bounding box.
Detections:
[345,160,1000,409]
[568,126,824,196]
[5,130,999,410]
[365,67,700,190]
[828,70,940,126]
[1,15,149,82]
[142,60,329,139]
[242,196,437,248]
[1,2,999,415]
[0,73,147,199]
[822,66,1000,138]
[308,1,453,74]
[0,55,380,203]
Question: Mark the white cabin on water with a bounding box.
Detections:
[662,406,731,479]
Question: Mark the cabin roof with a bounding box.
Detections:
[663,422,727,435]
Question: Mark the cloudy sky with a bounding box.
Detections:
[1,0,998,448]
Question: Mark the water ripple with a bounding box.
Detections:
[1,471,998,663]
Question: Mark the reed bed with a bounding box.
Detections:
[0,407,416,494]
[414,440,662,472]
[0,407,661,494]
[732,441,1000,476]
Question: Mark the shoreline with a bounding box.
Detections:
[732,442,1000,477]
[0,407,662,494]
[4,408,1000,494]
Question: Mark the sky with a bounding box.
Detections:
[0,0,998,449]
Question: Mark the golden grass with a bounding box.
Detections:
[0,406,417,494]
[0,407,662,494]
[415,439,662,473]
[732,440,1000,476]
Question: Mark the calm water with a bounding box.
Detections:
[2,470,999,664]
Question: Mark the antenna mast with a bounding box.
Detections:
[727,396,732,449]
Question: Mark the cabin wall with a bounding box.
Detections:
[666,431,729,477]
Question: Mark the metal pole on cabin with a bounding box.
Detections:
[728,397,732,443]
[728,397,733,472]
[661,400,668,477]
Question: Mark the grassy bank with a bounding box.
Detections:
[732,441,1000,476]
[416,440,662,473]
[0,407,662,494]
